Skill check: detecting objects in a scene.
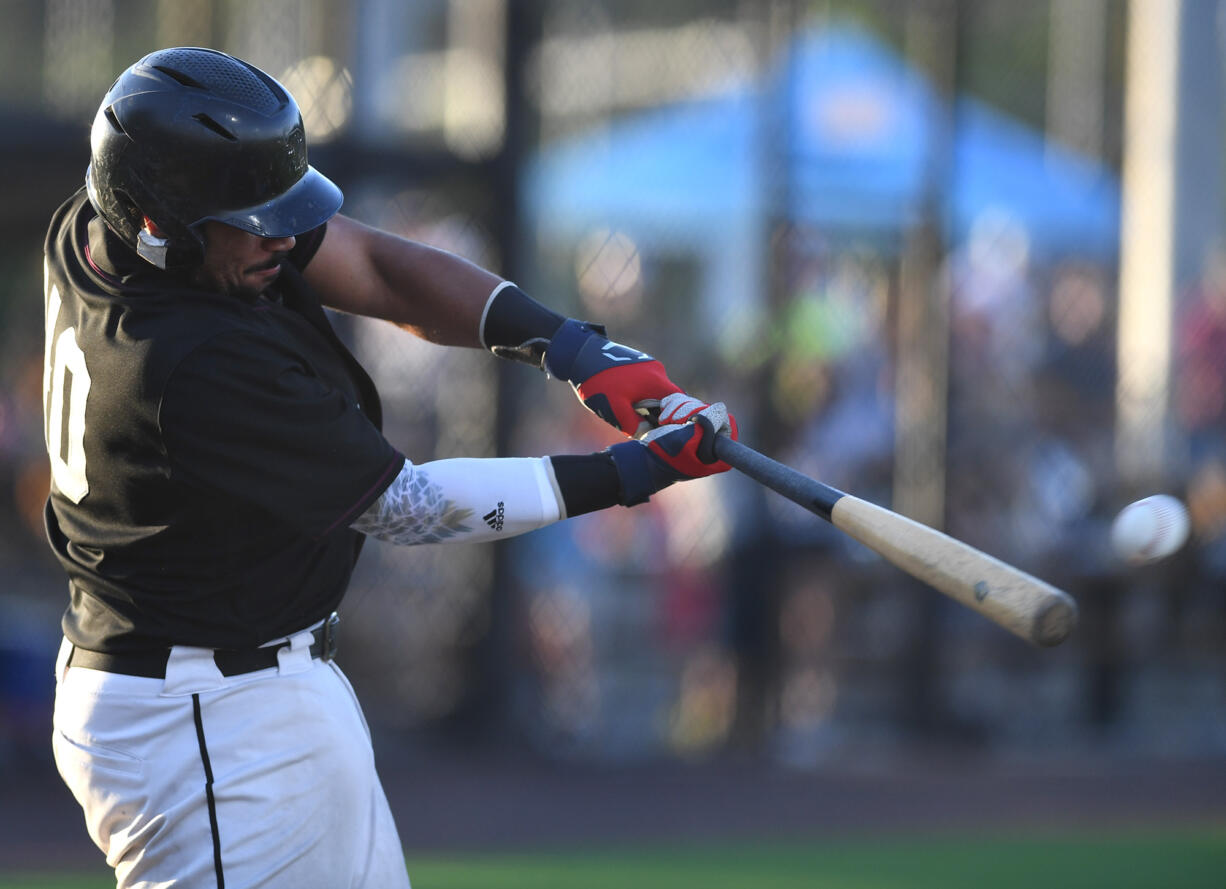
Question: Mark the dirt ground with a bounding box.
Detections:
[3,740,1224,872]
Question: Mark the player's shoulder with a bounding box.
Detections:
[45,187,93,268]
[45,187,87,246]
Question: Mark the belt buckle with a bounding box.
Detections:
[321,611,339,662]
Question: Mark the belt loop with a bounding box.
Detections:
[162,645,226,695]
[322,611,339,662]
[55,637,73,684]
[276,629,315,675]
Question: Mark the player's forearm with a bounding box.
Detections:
[350,451,643,547]
[366,231,502,346]
[310,215,502,346]
[351,456,565,546]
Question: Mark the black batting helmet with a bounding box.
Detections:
[85,47,342,269]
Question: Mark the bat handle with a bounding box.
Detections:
[712,434,845,520]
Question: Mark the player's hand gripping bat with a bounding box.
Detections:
[710,435,1078,647]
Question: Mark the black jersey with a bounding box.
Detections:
[43,188,405,653]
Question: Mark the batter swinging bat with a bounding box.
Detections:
[711,435,1078,647]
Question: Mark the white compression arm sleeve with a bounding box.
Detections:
[351,456,565,546]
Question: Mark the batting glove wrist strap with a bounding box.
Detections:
[542,318,613,379]
[607,440,676,506]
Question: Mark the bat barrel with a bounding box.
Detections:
[830,496,1079,647]
[1031,591,1080,647]
[712,434,1078,647]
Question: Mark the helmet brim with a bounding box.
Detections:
[198,165,343,238]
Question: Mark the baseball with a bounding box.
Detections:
[1110,495,1190,564]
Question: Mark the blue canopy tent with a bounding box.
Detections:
[946,99,1119,258]
[526,24,1120,261]
[774,24,1120,257]
[525,89,761,240]
[775,23,936,235]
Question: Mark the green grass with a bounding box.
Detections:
[5,826,1224,889]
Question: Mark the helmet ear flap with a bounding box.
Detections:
[93,172,204,271]
[134,226,203,271]
[136,226,177,270]
[130,206,204,271]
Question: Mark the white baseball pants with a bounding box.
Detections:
[52,630,412,888]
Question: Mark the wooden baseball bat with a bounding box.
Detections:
[711,435,1078,647]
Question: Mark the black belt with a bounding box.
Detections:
[66,612,340,679]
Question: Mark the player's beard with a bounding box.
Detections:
[192,254,288,301]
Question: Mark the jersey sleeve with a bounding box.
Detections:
[160,330,404,537]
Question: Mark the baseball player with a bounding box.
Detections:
[44,48,736,888]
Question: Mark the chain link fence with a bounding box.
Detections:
[0,0,1222,768]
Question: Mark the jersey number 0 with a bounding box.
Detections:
[44,261,91,504]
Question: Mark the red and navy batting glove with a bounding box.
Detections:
[606,401,737,505]
[544,319,683,437]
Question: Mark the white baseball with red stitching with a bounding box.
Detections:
[1110,495,1190,564]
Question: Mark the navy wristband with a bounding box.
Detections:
[548,454,622,517]
[480,284,567,368]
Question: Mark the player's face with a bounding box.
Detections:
[195,222,296,299]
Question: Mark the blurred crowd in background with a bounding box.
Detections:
[1,0,1225,772]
